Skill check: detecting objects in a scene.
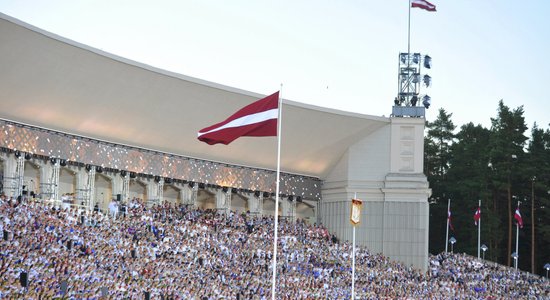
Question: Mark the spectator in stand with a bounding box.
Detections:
[0,197,548,299]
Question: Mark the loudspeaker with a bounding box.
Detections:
[117,194,121,202]
[144,291,151,300]
[20,271,28,287]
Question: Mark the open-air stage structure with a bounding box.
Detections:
[0,13,431,271]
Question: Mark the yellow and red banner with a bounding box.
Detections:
[350,198,363,225]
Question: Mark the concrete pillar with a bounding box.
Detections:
[191,184,198,207]
[179,185,190,205]
[280,196,291,218]
[39,161,54,200]
[257,193,264,216]
[121,174,130,203]
[157,179,164,204]
[87,167,96,211]
[215,189,225,211]
[247,193,260,214]
[75,169,88,206]
[1,154,18,198]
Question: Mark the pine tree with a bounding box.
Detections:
[488,100,527,266]
[425,108,455,254]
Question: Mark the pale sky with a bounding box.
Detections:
[1,0,549,132]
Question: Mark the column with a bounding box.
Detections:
[247,193,262,215]
[179,185,190,205]
[15,155,24,197]
[75,169,88,206]
[191,184,199,207]
[1,154,18,198]
[290,198,297,222]
[215,189,225,211]
[145,180,156,206]
[257,193,264,216]
[39,161,53,200]
[87,167,96,211]
[157,179,164,204]
[280,196,290,218]
[121,173,130,203]
[51,159,60,201]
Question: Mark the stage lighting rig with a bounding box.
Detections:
[392,52,433,117]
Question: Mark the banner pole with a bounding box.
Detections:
[351,192,357,300]
[271,85,283,300]
[515,201,520,270]
[445,198,450,253]
[408,0,412,55]
[478,199,481,259]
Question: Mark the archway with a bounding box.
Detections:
[23,161,40,199]
[129,179,147,203]
[163,184,181,204]
[231,193,249,213]
[263,197,282,216]
[296,202,316,224]
[196,189,215,210]
[59,167,76,201]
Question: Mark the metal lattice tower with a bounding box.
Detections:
[392,52,432,117]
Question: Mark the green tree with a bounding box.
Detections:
[446,123,495,258]
[526,124,550,274]
[425,108,455,254]
[488,100,528,266]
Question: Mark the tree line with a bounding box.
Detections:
[425,100,550,276]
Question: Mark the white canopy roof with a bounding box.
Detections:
[0,13,389,179]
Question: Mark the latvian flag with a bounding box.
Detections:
[411,0,436,12]
[198,92,279,145]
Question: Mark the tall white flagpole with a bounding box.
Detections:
[477,199,481,259]
[351,192,357,300]
[408,0,412,55]
[445,198,450,253]
[271,85,283,299]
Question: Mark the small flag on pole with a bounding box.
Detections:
[474,207,481,226]
[514,206,523,228]
[197,92,279,145]
[448,209,455,231]
[350,198,363,225]
[411,0,437,12]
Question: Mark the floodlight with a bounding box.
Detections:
[394,97,400,106]
[422,95,431,108]
[423,75,432,87]
[412,53,421,64]
[423,55,432,69]
[400,53,407,64]
[411,96,418,106]
[412,73,420,83]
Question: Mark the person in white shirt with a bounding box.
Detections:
[108,199,119,219]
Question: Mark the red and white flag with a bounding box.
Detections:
[411,0,436,12]
[474,207,481,226]
[514,206,523,228]
[448,209,454,231]
[198,92,279,145]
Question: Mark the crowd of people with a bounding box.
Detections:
[0,194,548,299]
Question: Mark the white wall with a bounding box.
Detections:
[321,117,431,271]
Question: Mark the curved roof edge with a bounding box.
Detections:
[0,12,265,99]
[1,12,389,123]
